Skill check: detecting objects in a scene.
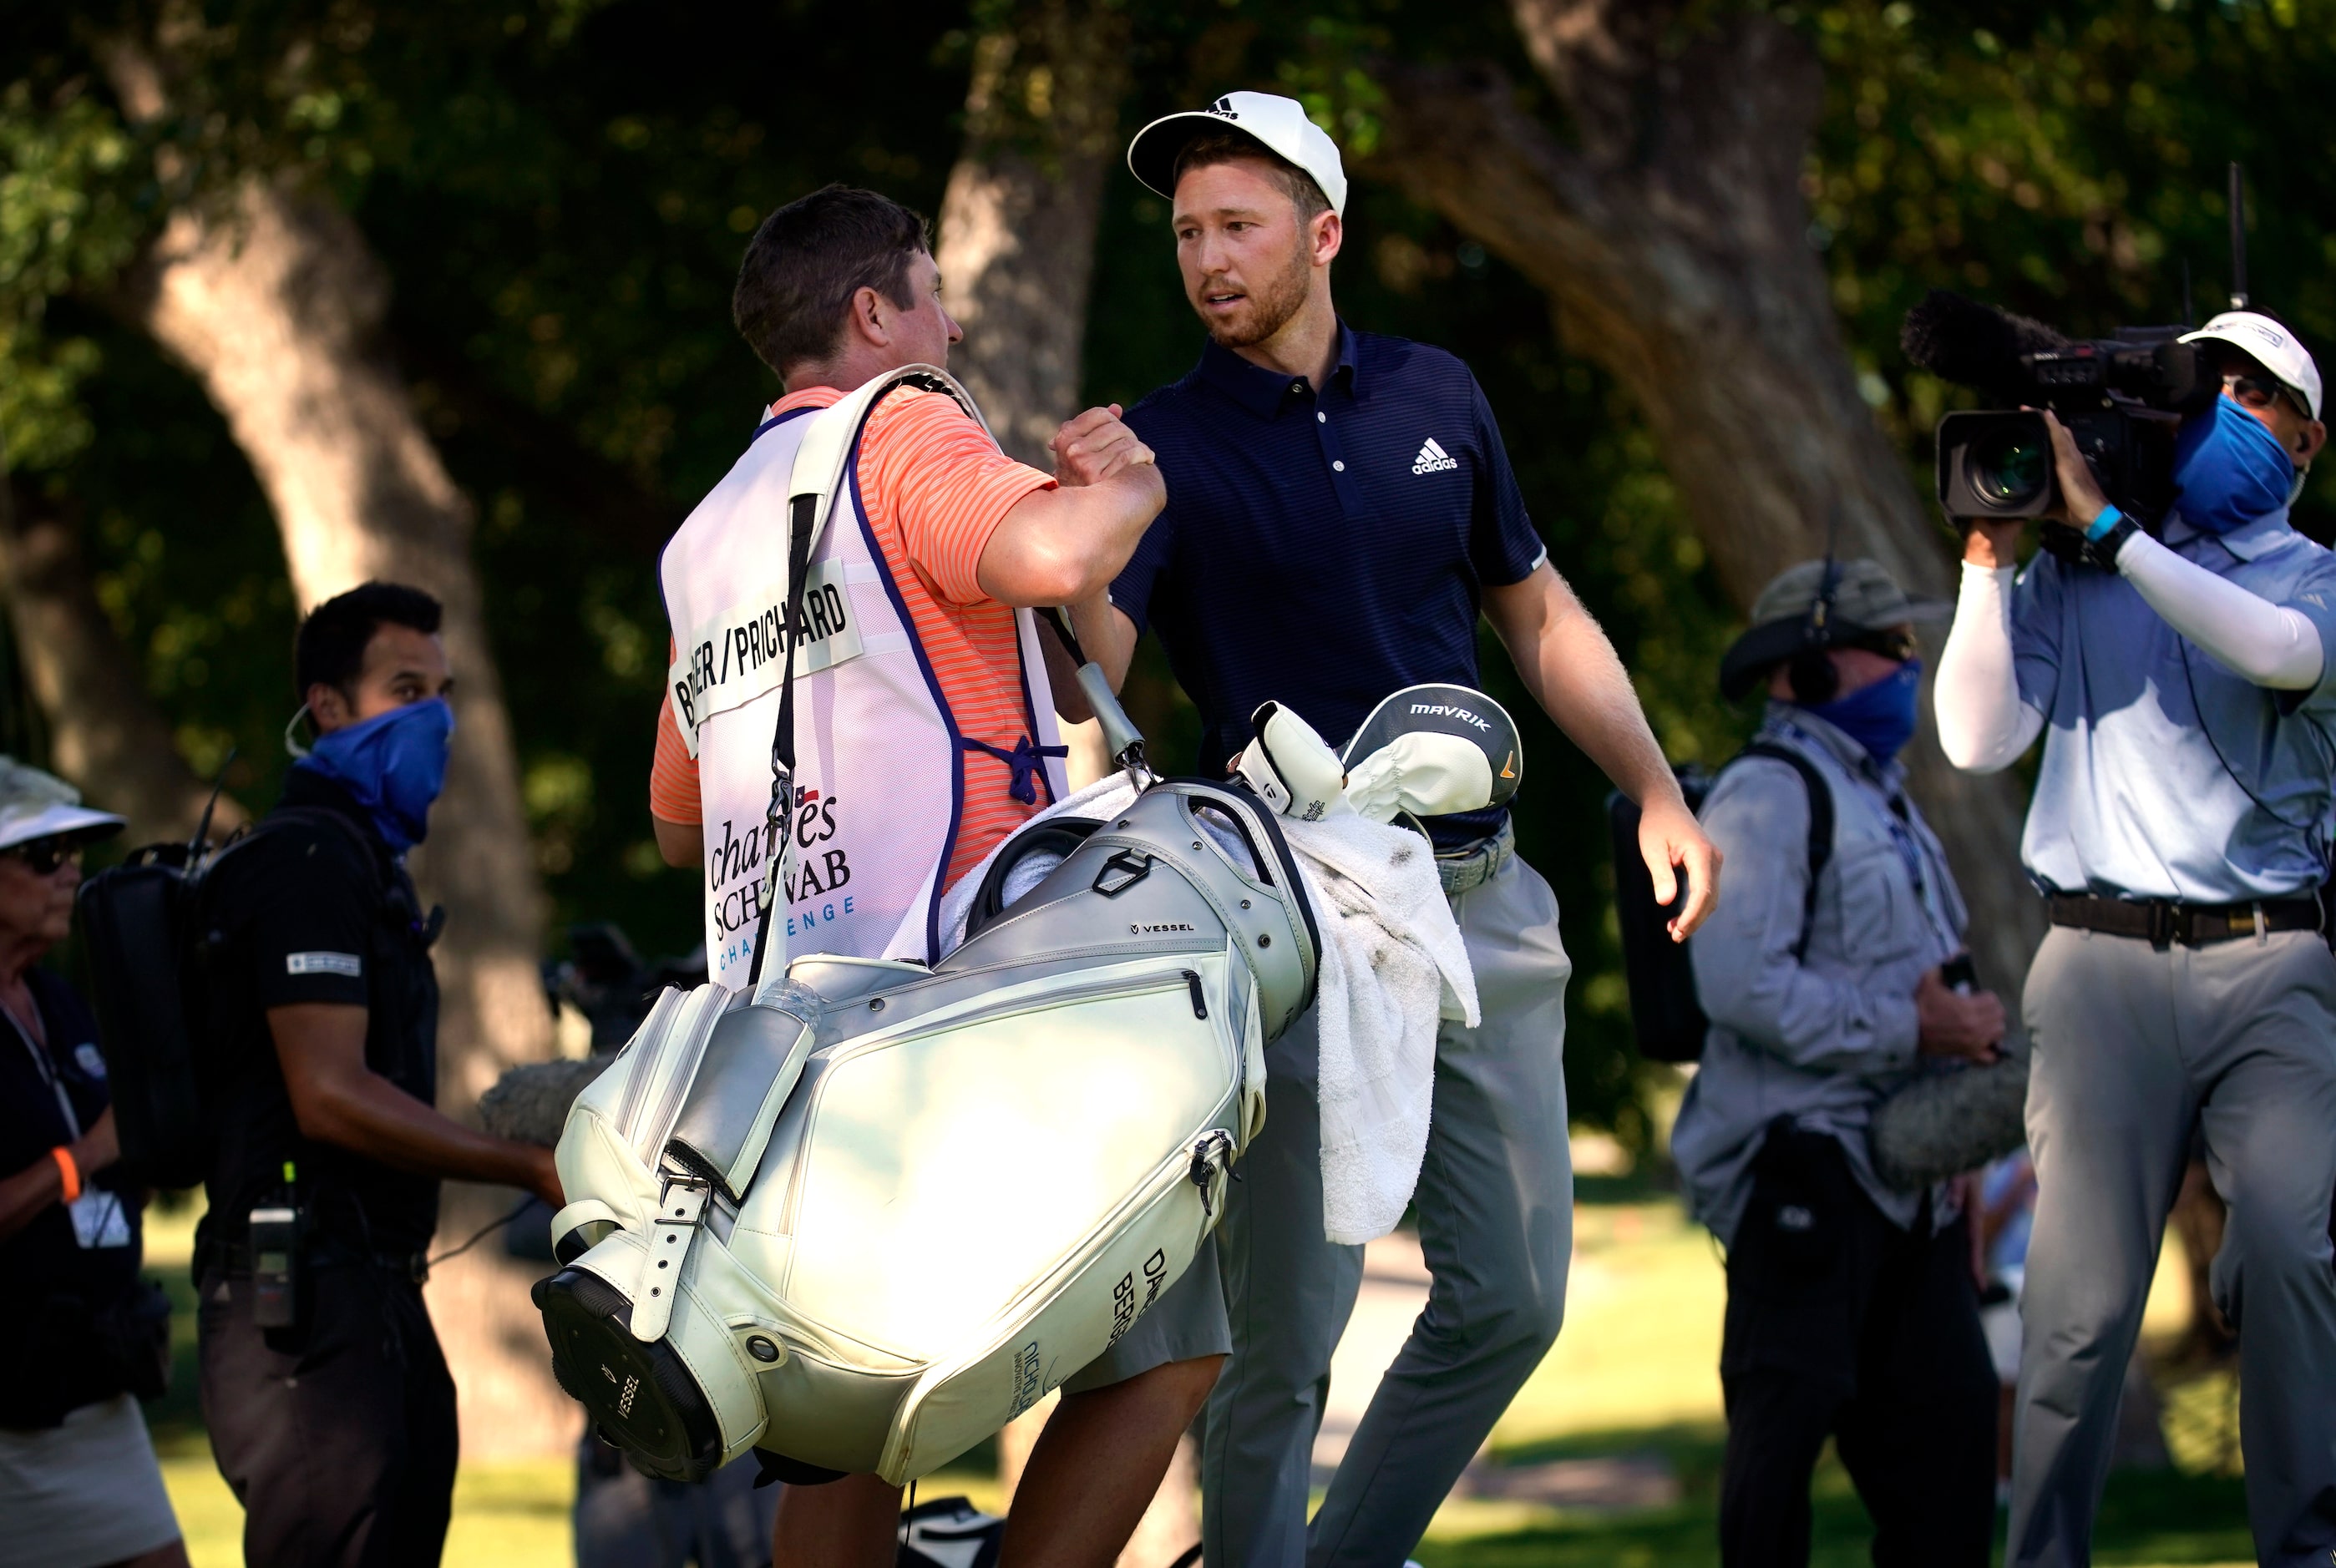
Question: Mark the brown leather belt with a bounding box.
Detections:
[2046,893,2323,948]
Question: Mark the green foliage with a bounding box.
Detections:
[0,83,143,469]
[1795,0,2336,540]
[8,0,2334,1151]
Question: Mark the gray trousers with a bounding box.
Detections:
[1203,852,1574,1568]
[2009,924,2336,1568]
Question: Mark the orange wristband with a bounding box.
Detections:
[52,1146,79,1204]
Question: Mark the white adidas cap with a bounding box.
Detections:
[1126,91,1348,218]
[2181,311,2323,420]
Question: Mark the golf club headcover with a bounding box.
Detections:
[1234,701,1349,822]
[1340,684,1523,822]
[1345,731,1496,824]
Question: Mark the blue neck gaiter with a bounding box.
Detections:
[295,697,454,852]
[1805,659,1922,766]
[2173,392,2296,536]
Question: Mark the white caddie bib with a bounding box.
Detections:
[661,370,1068,988]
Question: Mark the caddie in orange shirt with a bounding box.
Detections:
[649,184,1222,1568]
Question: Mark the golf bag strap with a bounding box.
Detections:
[784,363,991,560]
[1733,741,1833,963]
[741,365,991,994]
[630,1176,710,1343]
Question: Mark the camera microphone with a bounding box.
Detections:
[1901,289,2071,397]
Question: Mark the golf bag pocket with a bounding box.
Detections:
[538,779,1314,1486]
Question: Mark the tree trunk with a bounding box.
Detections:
[109,171,571,1454]
[1363,1,2046,1006]
[0,478,245,840]
[118,173,552,1103]
[935,0,1131,469]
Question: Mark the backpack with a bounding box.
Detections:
[1609,742,1833,1063]
[533,777,1317,1487]
[73,805,387,1188]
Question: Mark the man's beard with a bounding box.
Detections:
[1195,243,1310,350]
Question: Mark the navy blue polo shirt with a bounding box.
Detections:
[1115,326,1547,848]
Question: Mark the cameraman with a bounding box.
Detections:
[1673,560,2001,1568]
[197,583,564,1568]
[1935,312,2336,1568]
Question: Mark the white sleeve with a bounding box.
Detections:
[2113,530,2326,690]
[1935,560,2044,771]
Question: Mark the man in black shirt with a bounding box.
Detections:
[196,582,562,1568]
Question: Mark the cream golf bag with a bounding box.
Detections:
[534,777,1318,1485]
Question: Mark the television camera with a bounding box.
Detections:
[1907,163,2261,553]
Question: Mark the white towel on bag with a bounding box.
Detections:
[934,773,1477,1244]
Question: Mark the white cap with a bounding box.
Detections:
[0,756,123,853]
[1127,92,1347,218]
[2181,311,2323,420]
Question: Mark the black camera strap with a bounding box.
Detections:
[742,493,817,991]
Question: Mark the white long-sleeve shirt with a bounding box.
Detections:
[1931,510,2336,903]
[1935,523,2324,773]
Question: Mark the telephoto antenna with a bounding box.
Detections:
[1809,500,1845,641]
[2228,161,2249,309]
[188,747,238,858]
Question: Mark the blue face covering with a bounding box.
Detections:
[2173,392,2296,535]
[1806,659,1922,766]
[295,697,455,852]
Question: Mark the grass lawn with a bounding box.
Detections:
[142,1186,2252,1567]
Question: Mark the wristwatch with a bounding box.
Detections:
[2080,503,2138,571]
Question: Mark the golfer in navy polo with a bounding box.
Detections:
[1076,93,1723,1568]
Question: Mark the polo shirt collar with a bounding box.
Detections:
[2163,506,2298,563]
[1197,321,1361,419]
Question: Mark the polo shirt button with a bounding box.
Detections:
[1332,460,1345,472]
[1290,382,1305,394]
[1316,412,1326,423]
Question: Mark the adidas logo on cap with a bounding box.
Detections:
[1411,438,1458,475]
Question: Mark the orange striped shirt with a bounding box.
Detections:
[651,383,1057,893]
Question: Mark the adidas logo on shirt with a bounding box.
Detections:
[1411,438,1459,475]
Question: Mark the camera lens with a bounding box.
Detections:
[1970,427,2049,508]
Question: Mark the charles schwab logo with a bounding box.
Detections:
[705,787,860,975]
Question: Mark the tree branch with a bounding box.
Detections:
[0,478,243,840]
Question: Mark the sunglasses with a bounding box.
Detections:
[2225,374,2308,421]
[4,836,83,876]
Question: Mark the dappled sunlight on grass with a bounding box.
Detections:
[1493,1201,1724,1449]
[144,1194,2250,1566]
[1416,1198,2252,1568]
[165,1455,576,1568]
